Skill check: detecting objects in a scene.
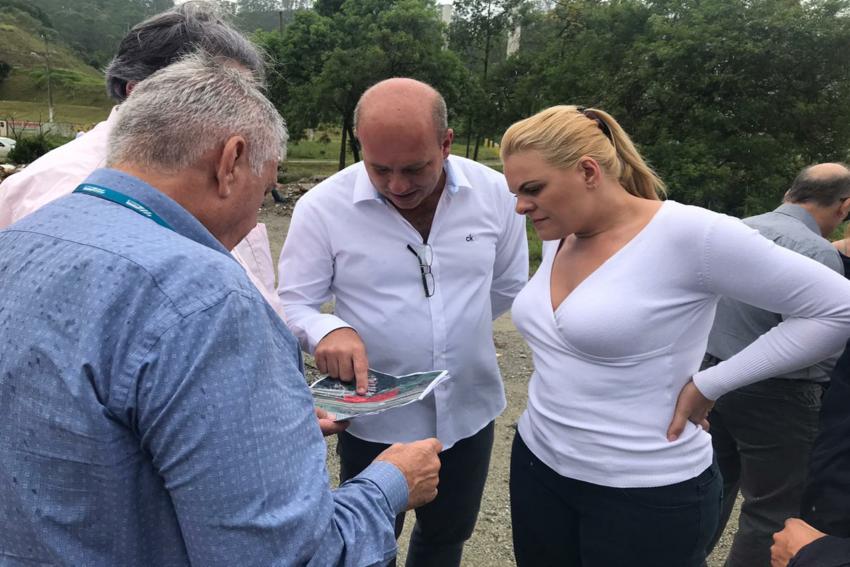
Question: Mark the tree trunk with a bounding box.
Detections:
[472,2,493,163]
[338,114,348,171]
[465,114,473,158]
[345,120,360,162]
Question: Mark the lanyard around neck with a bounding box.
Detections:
[73,183,173,231]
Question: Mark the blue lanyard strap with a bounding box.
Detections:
[73,183,174,231]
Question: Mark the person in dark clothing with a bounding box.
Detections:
[801,338,850,538]
[770,333,850,566]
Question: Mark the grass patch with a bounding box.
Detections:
[0,69,109,107]
[288,138,351,161]
[0,8,101,73]
[451,137,501,161]
[0,9,108,107]
[0,100,110,126]
[279,160,340,183]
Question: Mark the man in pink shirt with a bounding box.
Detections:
[0,2,283,316]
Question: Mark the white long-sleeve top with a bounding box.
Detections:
[0,107,285,318]
[278,156,528,449]
[513,201,850,488]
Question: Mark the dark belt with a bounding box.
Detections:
[702,353,723,368]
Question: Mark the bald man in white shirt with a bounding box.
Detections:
[278,78,528,567]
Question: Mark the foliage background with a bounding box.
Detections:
[2,0,850,216]
[250,0,850,216]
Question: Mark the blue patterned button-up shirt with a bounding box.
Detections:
[0,168,407,566]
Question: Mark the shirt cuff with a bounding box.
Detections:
[354,461,409,516]
[692,353,775,401]
[305,316,353,354]
[692,367,724,401]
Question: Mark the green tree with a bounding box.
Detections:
[313,0,345,16]
[235,0,312,32]
[633,0,850,214]
[489,0,850,216]
[258,0,471,170]
[449,0,526,159]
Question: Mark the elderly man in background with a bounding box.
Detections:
[704,163,850,567]
[278,78,528,566]
[0,1,283,315]
[0,53,443,567]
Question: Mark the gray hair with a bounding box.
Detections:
[107,53,287,176]
[105,1,265,102]
[353,80,449,142]
[785,163,850,207]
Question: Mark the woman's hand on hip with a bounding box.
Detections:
[667,379,713,442]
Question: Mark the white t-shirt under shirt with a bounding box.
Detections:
[513,200,850,488]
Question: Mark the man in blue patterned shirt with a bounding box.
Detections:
[0,53,441,566]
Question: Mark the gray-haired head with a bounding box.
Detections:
[105,1,265,102]
[785,162,850,207]
[353,78,448,142]
[107,52,287,176]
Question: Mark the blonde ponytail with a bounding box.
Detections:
[501,105,666,200]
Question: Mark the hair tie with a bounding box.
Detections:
[577,106,613,143]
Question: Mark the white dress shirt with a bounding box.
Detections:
[0,107,284,317]
[513,201,850,488]
[278,156,528,449]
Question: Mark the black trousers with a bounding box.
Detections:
[802,343,850,538]
[707,378,823,567]
[510,432,721,567]
[337,421,494,567]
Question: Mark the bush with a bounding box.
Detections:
[8,133,56,164]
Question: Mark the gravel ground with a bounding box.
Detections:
[258,193,738,566]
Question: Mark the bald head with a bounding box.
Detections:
[354,78,448,143]
[785,162,850,207]
[352,78,454,212]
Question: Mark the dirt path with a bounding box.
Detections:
[257,196,735,566]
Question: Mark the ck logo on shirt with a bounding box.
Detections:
[466,234,475,242]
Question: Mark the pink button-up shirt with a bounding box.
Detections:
[0,107,284,318]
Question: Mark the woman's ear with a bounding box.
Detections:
[578,156,601,188]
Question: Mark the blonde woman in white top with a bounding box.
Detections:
[500,105,850,567]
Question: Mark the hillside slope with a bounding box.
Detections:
[0,6,111,112]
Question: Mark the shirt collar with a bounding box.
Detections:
[81,168,233,258]
[444,156,472,193]
[352,155,470,205]
[106,105,121,125]
[774,203,821,235]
